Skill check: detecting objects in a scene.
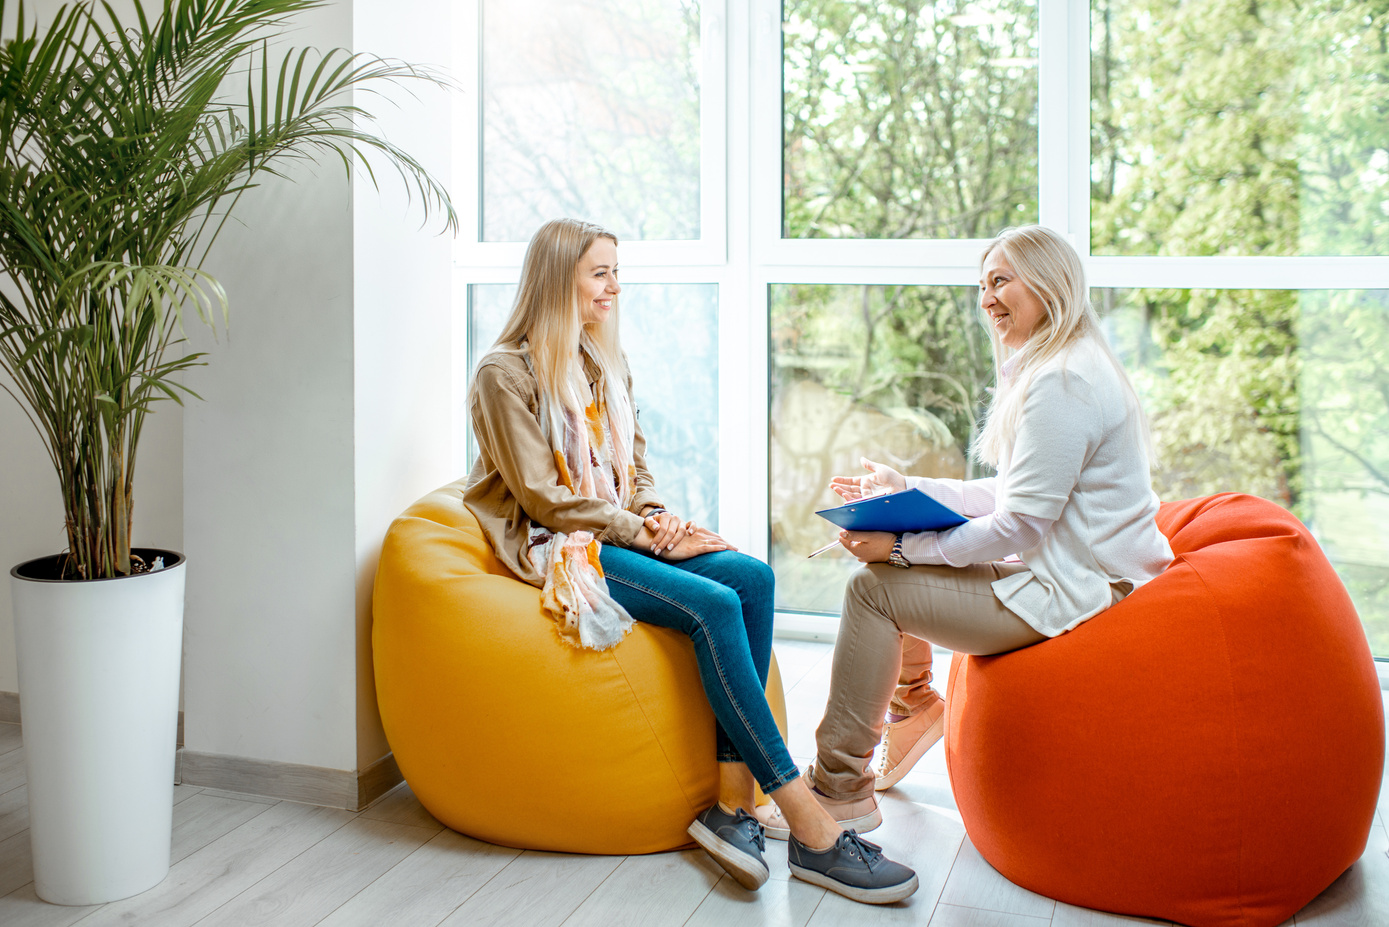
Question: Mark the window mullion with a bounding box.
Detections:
[1067,0,1092,254]
[1037,0,1071,237]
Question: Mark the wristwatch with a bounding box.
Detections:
[886,533,911,569]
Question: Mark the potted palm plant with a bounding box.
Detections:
[0,0,454,905]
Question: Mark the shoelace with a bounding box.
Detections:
[839,830,885,871]
[733,808,767,852]
[873,722,896,774]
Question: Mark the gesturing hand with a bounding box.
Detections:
[839,530,895,564]
[829,457,906,502]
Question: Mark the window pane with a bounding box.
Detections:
[480,0,702,242]
[1099,287,1389,654]
[1091,0,1389,256]
[782,0,1039,240]
[468,284,719,528]
[769,283,993,613]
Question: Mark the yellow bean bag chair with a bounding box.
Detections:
[373,480,788,854]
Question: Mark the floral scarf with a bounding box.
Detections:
[524,351,638,651]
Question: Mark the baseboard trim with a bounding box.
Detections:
[178,748,403,811]
[358,751,403,809]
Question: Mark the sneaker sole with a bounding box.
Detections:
[789,863,919,904]
[687,820,770,891]
[874,711,945,791]
[833,805,883,833]
[761,819,789,841]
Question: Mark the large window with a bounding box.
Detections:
[456,0,1389,651]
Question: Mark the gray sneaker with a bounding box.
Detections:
[788,830,918,904]
[688,803,770,890]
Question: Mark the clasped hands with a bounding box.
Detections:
[829,457,903,564]
[639,509,738,561]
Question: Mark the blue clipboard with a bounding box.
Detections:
[815,488,967,534]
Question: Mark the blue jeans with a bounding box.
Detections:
[598,546,800,794]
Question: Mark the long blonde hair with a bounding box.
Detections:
[472,218,635,497]
[972,226,1150,467]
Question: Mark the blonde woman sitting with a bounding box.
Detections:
[805,226,1174,825]
[464,218,917,904]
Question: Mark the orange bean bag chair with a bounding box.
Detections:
[372,480,787,854]
[945,493,1384,927]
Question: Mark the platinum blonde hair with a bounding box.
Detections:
[479,218,630,438]
[972,226,1151,467]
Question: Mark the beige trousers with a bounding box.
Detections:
[812,561,1046,800]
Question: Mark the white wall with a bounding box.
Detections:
[181,1,357,772]
[350,0,455,771]
[185,0,455,775]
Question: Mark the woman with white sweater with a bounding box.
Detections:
[801,226,1174,827]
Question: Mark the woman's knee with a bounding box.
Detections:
[726,554,775,630]
[734,554,776,614]
[743,554,775,593]
[845,564,885,606]
[706,550,775,591]
[842,565,902,630]
[697,584,745,631]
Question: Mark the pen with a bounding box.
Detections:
[806,539,840,559]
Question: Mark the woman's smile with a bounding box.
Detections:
[980,249,1045,349]
[578,238,620,325]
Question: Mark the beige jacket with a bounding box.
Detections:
[463,347,665,586]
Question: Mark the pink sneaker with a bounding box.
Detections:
[873,693,945,791]
[751,801,789,841]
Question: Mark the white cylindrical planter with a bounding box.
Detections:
[10,550,185,906]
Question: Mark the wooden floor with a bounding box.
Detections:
[0,639,1386,927]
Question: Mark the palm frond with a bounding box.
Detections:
[0,0,456,577]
